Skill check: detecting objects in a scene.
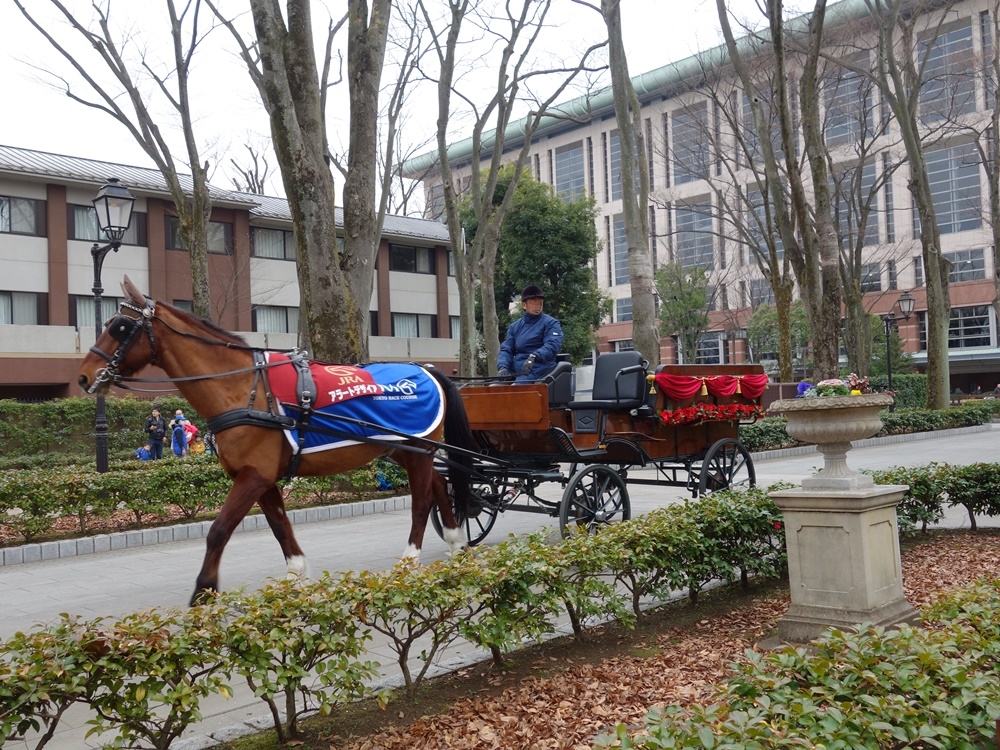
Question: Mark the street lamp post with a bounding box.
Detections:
[91,178,136,473]
[882,289,915,413]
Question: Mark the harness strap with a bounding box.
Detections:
[284,351,316,480]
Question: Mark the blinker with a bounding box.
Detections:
[108,315,139,343]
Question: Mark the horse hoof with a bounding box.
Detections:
[401,543,421,563]
[285,554,309,580]
[190,587,218,607]
[442,526,467,555]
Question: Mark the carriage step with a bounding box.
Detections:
[549,427,605,461]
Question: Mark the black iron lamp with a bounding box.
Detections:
[882,289,915,412]
[91,177,136,472]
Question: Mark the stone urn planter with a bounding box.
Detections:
[769,393,893,490]
[766,392,915,642]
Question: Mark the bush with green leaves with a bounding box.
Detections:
[868,463,948,533]
[220,577,380,742]
[596,579,1000,749]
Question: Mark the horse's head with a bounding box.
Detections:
[77,275,158,394]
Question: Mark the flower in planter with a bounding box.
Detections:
[796,378,851,397]
[846,372,872,394]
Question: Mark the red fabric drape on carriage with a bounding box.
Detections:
[654,373,769,400]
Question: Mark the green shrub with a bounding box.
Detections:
[868,463,947,533]
[869,373,927,409]
[739,416,795,452]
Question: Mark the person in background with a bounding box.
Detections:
[496,285,564,383]
[144,408,166,460]
[134,443,152,461]
[972,384,982,395]
[170,410,189,457]
[994,383,1000,396]
[189,433,206,455]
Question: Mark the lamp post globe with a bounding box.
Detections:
[882,290,914,413]
[91,178,136,473]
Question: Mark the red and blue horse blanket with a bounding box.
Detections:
[265,353,445,454]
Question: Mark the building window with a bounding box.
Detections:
[251,227,296,260]
[426,183,445,221]
[0,196,44,236]
[917,143,982,236]
[913,256,924,287]
[253,305,298,334]
[166,217,233,254]
[945,248,986,282]
[172,300,193,313]
[825,58,874,147]
[920,19,976,122]
[749,277,775,307]
[586,136,595,196]
[696,332,727,365]
[888,260,898,291]
[746,189,783,262]
[675,202,714,270]
[555,141,586,201]
[834,160,879,248]
[671,102,709,185]
[447,250,455,276]
[615,297,632,322]
[0,291,40,325]
[860,262,882,292]
[392,312,436,338]
[612,215,629,286]
[450,315,460,338]
[70,204,145,245]
[919,306,991,350]
[72,295,122,330]
[608,130,623,201]
[389,244,435,274]
[883,153,895,242]
[613,339,634,352]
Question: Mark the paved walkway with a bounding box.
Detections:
[2,424,998,749]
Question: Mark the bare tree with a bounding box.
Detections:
[572,0,658,368]
[14,0,216,318]
[211,0,390,362]
[717,0,844,379]
[419,0,604,376]
[829,0,959,409]
[229,141,272,194]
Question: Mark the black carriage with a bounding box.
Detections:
[432,351,768,546]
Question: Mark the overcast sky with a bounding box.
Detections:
[0,0,779,194]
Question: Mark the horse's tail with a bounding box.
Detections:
[426,366,478,524]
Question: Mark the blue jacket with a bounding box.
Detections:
[497,312,564,383]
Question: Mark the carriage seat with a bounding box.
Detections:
[566,351,647,412]
[542,360,573,406]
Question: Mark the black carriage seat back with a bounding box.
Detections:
[566,351,647,412]
[543,361,573,406]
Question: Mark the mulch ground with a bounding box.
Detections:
[332,532,1000,750]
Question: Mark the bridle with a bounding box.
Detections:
[86,298,157,394]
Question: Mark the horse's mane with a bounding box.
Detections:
[160,300,249,346]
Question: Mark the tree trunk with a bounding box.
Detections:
[343,0,392,362]
[774,277,796,382]
[603,0,659,368]
[250,0,363,363]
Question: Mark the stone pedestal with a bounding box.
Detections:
[770,485,918,643]
[768,393,917,643]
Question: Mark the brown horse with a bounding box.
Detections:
[77,277,476,605]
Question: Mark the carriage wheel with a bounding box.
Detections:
[430,481,500,547]
[698,438,756,496]
[559,465,631,537]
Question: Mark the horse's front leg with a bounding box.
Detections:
[191,467,272,606]
[257,483,308,579]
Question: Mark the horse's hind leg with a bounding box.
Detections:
[191,467,271,606]
[257,483,308,579]
[432,470,466,554]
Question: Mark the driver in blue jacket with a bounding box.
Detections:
[497,285,564,383]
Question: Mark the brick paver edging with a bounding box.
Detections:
[1,423,992,567]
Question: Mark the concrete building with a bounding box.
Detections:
[404,0,1000,390]
[0,145,459,400]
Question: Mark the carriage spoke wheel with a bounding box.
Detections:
[698,438,756,496]
[559,465,630,537]
[431,482,500,547]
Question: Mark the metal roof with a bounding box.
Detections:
[0,144,450,244]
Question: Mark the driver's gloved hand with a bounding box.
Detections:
[520,354,536,375]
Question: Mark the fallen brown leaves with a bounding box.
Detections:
[347,532,1000,750]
